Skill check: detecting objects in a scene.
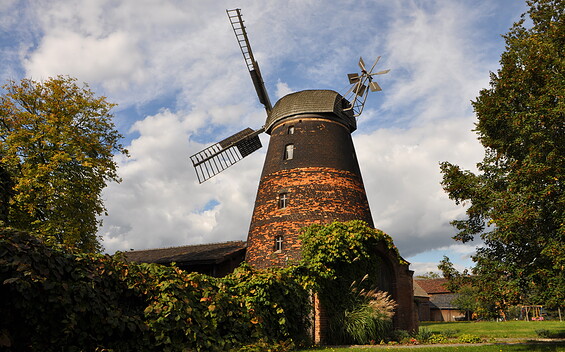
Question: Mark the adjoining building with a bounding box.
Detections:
[123,241,246,278]
[414,278,464,322]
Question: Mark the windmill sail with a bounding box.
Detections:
[227,8,272,113]
[190,128,263,183]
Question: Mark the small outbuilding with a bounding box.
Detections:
[414,278,464,322]
[123,241,247,278]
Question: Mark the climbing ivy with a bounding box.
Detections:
[299,220,403,344]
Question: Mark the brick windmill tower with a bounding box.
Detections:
[191,9,416,333]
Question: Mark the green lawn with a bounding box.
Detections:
[421,320,565,339]
[297,320,565,352]
[301,344,565,352]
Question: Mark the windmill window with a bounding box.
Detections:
[278,192,289,209]
[288,126,295,134]
[284,144,294,160]
[274,235,283,252]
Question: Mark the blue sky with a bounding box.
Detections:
[1,0,528,275]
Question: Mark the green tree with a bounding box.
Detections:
[0,76,128,252]
[452,285,479,321]
[440,0,564,311]
[437,255,469,292]
[0,161,13,224]
[414,271,441,280]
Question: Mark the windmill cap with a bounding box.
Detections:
[264,90,356,134]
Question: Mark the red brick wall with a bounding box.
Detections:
[246,167,374,268]
[246,116,374,269]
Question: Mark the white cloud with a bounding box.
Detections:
[3,0,528,271]
[100,107,265,253]
[275,81,293,99]
[355,113,483,257]
[25,31,145,90]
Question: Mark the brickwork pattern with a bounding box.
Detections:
[246,167,373,268]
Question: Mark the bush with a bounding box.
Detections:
[442,329,460,338]
[2,221,404,350]
[414,327,434,343]
[391,329,411,343]
[0,228,148,351]
[536,329,565,338]
[427,334,447,344]
[0,228,311,351]
[223,263,311,345]
[300,221,404,345]
[458,334,483,343]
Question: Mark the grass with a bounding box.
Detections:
[301,344,565,351]
[421,320,565,339]
[296,320,565,351]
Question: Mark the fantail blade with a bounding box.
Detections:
[355,83,367,96]
[348,73,360,84]
[368,56,381,73]
[370,69,391,76]
[358,57,366,71]
[369,81,382,92]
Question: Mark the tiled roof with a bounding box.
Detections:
[413,280,430,298]
[414,278,451,294]
[123,241,247,265]
[429,293,460,309]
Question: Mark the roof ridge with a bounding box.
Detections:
[125,240,247,253]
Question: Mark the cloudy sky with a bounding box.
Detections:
[1,0,528,274]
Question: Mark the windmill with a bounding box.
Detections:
[189,7,390,267]
[189,10,417,337]
[189,8,389,184]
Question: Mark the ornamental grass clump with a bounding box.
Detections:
[340,282,396,344]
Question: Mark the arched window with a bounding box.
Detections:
[284,144,294,160]
[288,126,295,134]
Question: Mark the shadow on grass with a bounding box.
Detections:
[500,340,565,351]
[537,330,565,339]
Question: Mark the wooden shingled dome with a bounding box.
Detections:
[264,90,356,133]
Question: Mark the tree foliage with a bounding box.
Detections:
[440,0,564,310]
[0,76,128,252]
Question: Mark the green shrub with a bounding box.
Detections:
[391,329,411,343]
[428,334,448,344]
[300,220,404,345]
[442,329,460,338]
[458,333,483,343]
[2,221,406,350]
[414,327,434,343]
[536,329,551,338]
[0,228,148,351]
[135,264,254,351]
[338,288,395,344]
[235,339,295,352]
[223,263,311,345]
[536,329,565,338]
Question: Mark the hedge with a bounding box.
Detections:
[0,228,310,351]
